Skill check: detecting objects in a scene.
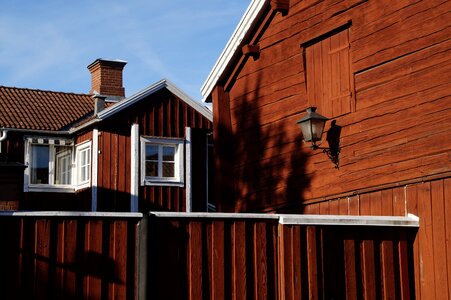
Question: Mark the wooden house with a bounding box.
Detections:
[201,0,450,298]
[0,58,213,212]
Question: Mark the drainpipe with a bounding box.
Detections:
[0,129,7,154]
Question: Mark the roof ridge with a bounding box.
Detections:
[0,85,91,97]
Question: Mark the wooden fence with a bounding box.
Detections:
[146,212,418,300]
[0,212,418,299]
[0,212,140,300]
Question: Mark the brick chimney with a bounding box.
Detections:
[87,58,127,98]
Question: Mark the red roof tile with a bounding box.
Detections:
[0,86,94,131]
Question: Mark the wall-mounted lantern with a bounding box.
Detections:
[297,107,340,168]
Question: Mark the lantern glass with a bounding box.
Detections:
[296,107,329,146]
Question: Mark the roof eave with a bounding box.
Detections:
[200,0,267,103]
[97,79,213,122]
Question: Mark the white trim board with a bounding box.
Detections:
[150,212,419,227]
[0,211,143,218]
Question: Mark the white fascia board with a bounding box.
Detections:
[200,0,266,103]
[279,214,420,227]
[97,79,212,122]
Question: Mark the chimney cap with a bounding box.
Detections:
[87,58,127,70]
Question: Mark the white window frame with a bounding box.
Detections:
[140,137,184,187]
[24,139,75,193]
[75,141,92,190]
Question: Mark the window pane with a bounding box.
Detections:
[31,145,49,184]
[146,161,158,177]
[55,146,72,185]
[78,147,90,183]
[162,146,175,162]
[146,145,159,160]
[162,162,175,177]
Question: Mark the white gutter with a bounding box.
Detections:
[200,0,266,102]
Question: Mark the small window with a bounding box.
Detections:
[76,142,91,188]
[141,137,184,186]
[27,142,74,189]
[25,138,92,192]
[303,26,353,118]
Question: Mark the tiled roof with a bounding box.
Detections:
[0,86,94,131]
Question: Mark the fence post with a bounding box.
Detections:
[136,214,148,300]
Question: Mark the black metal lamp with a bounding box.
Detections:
[297,107,341,168]
[296,107,329,149]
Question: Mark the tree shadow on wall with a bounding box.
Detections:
[227,71,311,213]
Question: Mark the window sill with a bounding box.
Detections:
[26,185,75,193]
[142,180,184,187]
[75,182,91,191]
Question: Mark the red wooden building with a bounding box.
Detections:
[0,58,212,212]
[202,0,450,298]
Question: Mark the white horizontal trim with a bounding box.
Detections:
[98,79,212,122]
[200,0,266,102]
[150,212,419,227]
[0,211,143,218]
[27,185,75,193]
[150,211,280,220]
[279,214,420,227]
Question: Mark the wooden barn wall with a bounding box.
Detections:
[148,216,416,299]
[303,176,451,299]
[97,89,212,212]
[221,0,451,212]
[0,215,139,300]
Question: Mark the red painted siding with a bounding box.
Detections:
[213,0,451,212]
[97,88,212,212]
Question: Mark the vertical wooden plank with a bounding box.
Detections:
[359,193,370,215]
[338,198,349,215]
[329,199,339,215]
[431,180,449,300]
[232,221,246,300]
[417,181,435,298]
[348,195,359,215]
[361,239,377,300]
[84,220,102,300]
[64,220,78,298]
[212,221,225,300]
[55,220,65,299]
[370,191,382,215]
[445,178,451,299]
[254,222,268,299]
[304,203,319,214]
[278,225,292,299]
[393,186,406,216]
[188,222,203,300]
[35,219,50,299]
[115,220,128,300]
[381,189,393,216]
[398,230,411,300]
[319,201,330,215]
[344,238,358,300]
[292,225,302,299]
[307,226,318,299]
[406,183,420,299]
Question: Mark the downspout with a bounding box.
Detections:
[0,129,8,153]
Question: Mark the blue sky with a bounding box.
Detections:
[0,0,250,101]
